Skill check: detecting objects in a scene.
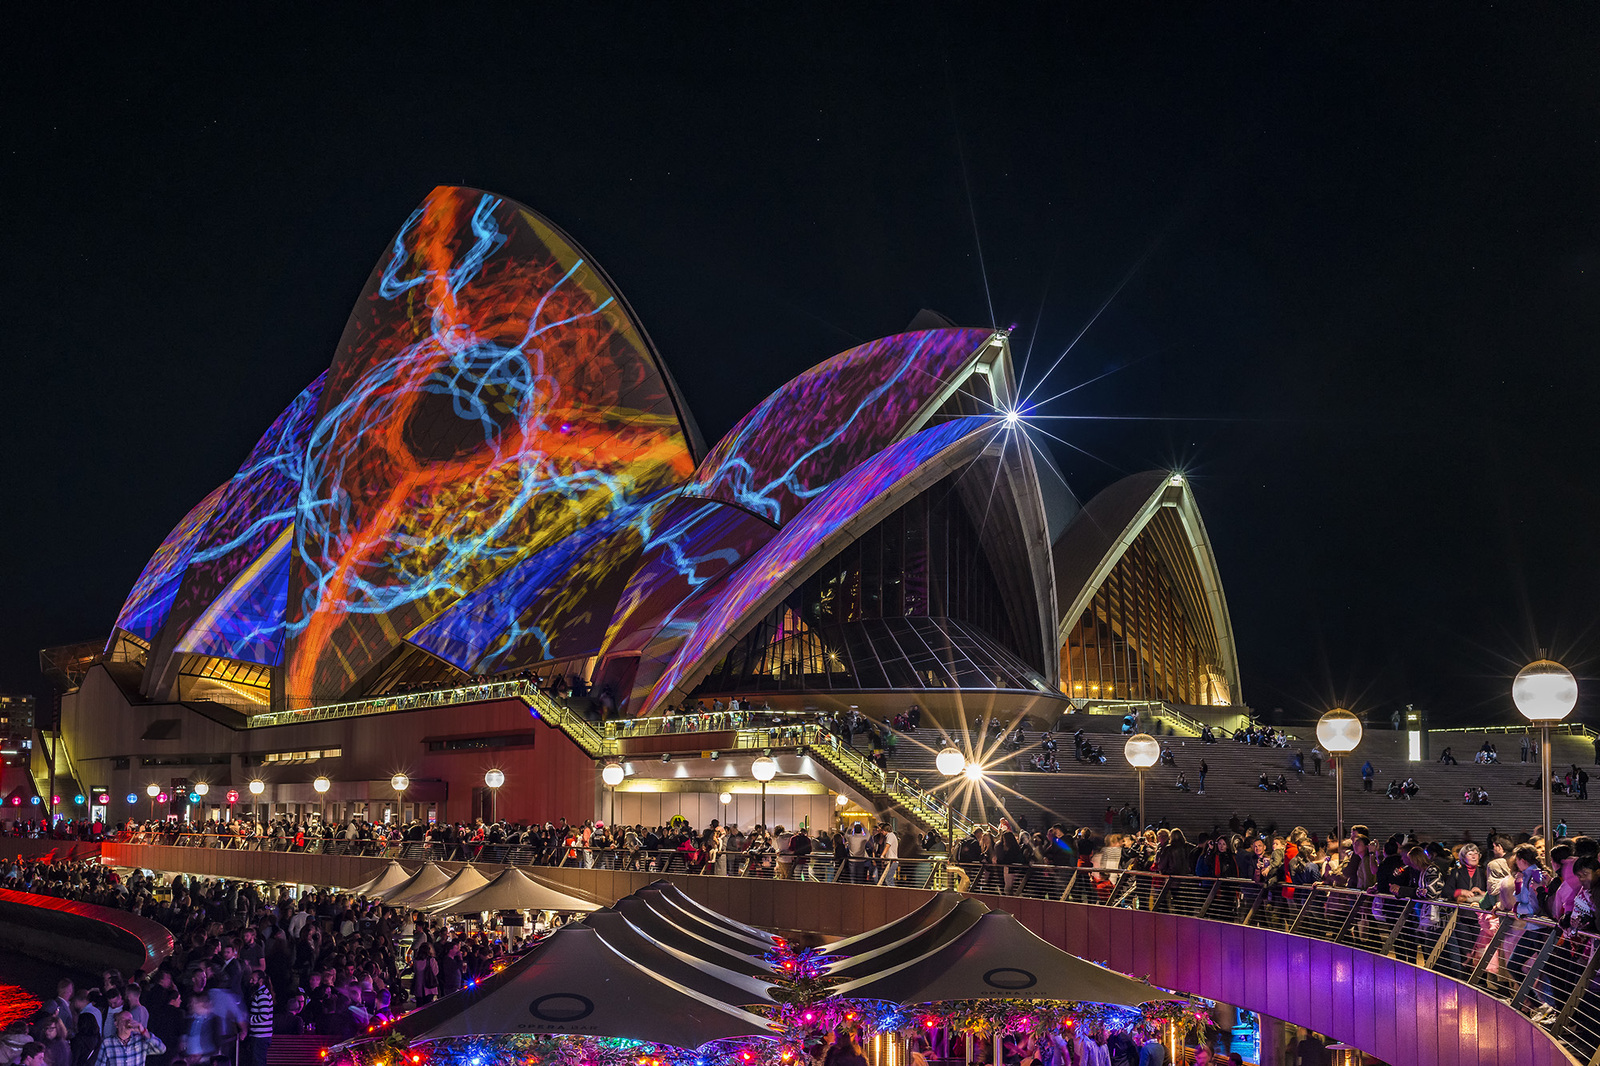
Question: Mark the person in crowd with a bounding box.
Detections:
[90,1013,163,1066]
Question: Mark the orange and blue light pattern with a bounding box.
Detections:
[283,187,695,703]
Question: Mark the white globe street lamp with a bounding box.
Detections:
[1515,659,1578,842]
[389,774,409,823]
[192,781,209,797]
[936,745,968,885]
[146,782,160,820]
[1316,708,1363,842]
[601,762,624,826]
[248,779,265,796]
[312,775,330,824]
[484,769,505,823]
[1124,733,1160,834]
[751,755,777,827]
[936,746,966,778]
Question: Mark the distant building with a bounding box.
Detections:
[0,693,35,771]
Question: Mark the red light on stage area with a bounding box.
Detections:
[227,790,239,803]
[96,795,109,805]
[52,796,61,805]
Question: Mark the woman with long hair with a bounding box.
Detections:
[411,942,440,1006]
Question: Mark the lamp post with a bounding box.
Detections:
[1316,708,1363,843]
[390,774,409,823]
[601,762,624,827]
[192,781,209,823]
[1514,659,1579,844]
[484,769,505,823]
[313,775,330,825]
[1123,734,1160,833]
[146,783,160,821]
[248,779,264,821]
[751,754,777,828]
[936,745,965,873]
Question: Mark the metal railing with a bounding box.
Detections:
[247,680,543,728]
[935,865,1600,1063]
[107,830,945,887]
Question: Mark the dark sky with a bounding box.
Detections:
[4,6,1597,725]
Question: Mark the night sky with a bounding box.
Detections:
[4,7,1596,725]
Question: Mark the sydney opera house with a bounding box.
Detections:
[48,186,1241,828]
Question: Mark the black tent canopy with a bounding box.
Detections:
[610,897,775,977]
[643,880,779,945]
[583,908,778,1006]
[364,924,774,1049]
[823,898,990,979]
[633,887,773,955]
[833,912,1168,1007]
[818,891,966,957]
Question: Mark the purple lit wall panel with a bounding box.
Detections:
[1435,979,1461,1066]
[1350,951,1377,1054]
[682,328,992,526]
[1458,994,1480,1066]
[645,416,992,710]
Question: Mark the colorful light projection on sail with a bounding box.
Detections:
[682,329,993,526]
[283,187,696,704]
[111,483,229,644]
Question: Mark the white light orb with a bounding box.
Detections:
[719,792,732,805]
[1514,660,1578,723]
[391,774,410,792]
[936,746,966,778]
[963,763,985,782]
[1316,708,1364,754]
[751,755,778,782]
[192,781,209,797]
[484,769,506,789]
[835,793,849,806]
[1124,733,1161,769]
[313,776,331,794]
[600,762,625,787]
[146,784,160,798]
[248,780,265,796]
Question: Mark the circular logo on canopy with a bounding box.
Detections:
[529,994,595,1023]
[982,967,1038,991]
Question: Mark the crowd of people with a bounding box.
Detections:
[0,857,538,1066]
[5,792,1599,1064]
